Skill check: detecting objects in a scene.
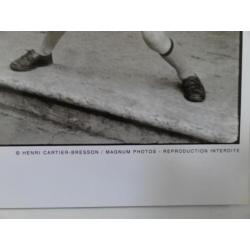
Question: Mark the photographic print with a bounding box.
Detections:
[0,31,241,145]
[0,31,248,208]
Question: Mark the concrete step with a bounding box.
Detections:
[0,101,120,145]
[0,31,240,143]
[0,87,199,144]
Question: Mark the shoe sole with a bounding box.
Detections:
[10,62,53,72]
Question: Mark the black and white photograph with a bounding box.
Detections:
[0,31,241,145]
[0,29,248,208]
[1,0,250,219]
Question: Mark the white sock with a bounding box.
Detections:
[161,39,195,80]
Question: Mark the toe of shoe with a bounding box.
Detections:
[10,62,20,71]
[10,62,31,72]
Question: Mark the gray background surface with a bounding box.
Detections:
[0,150,249,219]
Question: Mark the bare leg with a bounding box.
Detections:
[38,31,66,55]
[141,31,205,102]
[141,31,195,80]
[10,31,65,72]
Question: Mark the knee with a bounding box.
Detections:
[141,31,172,55]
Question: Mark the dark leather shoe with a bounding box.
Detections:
[10,50,53,72]
[181,76,206,102]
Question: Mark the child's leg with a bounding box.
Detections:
[141,31,205,102]
[141,31,194,80]
[10,31,65,72]
[38,31,65,56]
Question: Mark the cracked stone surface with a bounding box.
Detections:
[0,105,119,145]
[0,88,200,144]
[0,31,240,143]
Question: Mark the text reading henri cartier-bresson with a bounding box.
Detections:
[16,147,240,157]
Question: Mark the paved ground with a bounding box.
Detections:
[0,88,198,144]
[0,103,119,145]
[0,32,240,143]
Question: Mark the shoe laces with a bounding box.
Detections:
[183,77,203,93]
[20,50,37,63]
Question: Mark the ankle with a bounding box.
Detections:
[179,72,197,81]
[37,48,52,56]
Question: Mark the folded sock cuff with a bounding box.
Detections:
[160,38,174,57]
